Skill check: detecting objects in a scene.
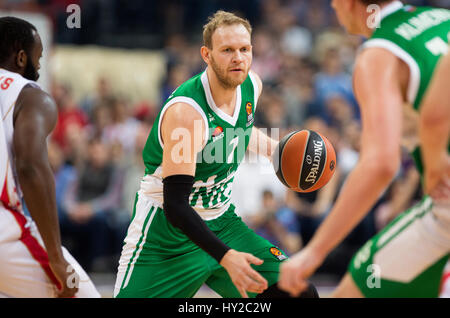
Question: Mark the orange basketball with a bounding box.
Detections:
[272,130,336,193]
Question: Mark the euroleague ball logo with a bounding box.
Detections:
[304,139,324,185]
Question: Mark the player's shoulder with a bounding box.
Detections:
[15,84,56,122]
[356,46,400,75]
[163,102,204,129]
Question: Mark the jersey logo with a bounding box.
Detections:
[246,102,252,115]
[212,126,224,142]
[269,247,287,261]
[245,102,254,127]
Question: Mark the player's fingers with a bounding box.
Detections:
[245,253,264,266]
[290,280,308,297]
[278,265,296,294]
[55,285,77,298]
[243,275,266,294]
[236,284,249,298]
[245,266,268,288]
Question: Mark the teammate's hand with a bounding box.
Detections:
[425,154,450,203]
[49,257,79,298]
[278,246,323,297]
[220,249,268,298]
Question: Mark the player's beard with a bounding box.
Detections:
[210,55,248,90]
[23,60,39,81]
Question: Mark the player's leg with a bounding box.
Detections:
[205,207,318,298]
[0,207,100,298]
[347,196,450,297]
[331,273,363,297]
[114,194,210,298]
[0,239,56,297]
[439,261,450,297]
[62,247,101,297]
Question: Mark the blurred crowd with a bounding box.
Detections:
[4,0,446,277]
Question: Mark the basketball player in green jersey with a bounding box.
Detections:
[114,11,318,298]
[279,0,450,297]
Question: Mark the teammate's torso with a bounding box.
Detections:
[362,1,450,174]
[0,68,40,210]
[141,69,259,220]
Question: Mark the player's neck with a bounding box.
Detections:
[206,67,237,110]
[0,61,23,76]
[359,0,400,38]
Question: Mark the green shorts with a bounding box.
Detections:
[114,193,287,298]
[348,196,450,297]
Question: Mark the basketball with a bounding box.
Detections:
[272,130,336,193]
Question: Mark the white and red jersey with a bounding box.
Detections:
[0,68,40,212]
[0,68,100,297]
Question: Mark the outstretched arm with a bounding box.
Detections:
[13,86,78,297]
[419,51,450,199]
[279,48,404,295]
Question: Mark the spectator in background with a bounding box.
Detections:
[121,120,153,217]
[251,28,282,84]
[259,91,289,129]
[246,190,302,256]
[86,99,113,140]
[51,82,88,158]
[47,141,77,220]
[325,93,356,132]
[61,137,127,272]
[160,63,191,103]
[80,76,114,119]
[374,150,421,231]
[313,47,357,122]
[103,96,140,155]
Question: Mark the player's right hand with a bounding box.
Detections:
[49,257,79,298]
[220,249,268,298]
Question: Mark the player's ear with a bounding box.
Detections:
[200,46,211,65]
[16,49,27,69]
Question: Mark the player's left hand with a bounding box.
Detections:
[278,246,324,297]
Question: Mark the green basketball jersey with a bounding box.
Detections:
[362,1,450,174]
[141,69,259,220]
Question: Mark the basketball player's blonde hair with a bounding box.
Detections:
[203,10,252,49]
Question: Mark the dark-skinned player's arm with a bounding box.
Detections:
[419,51,450,200]
[160,103,268,298]
[247,72,278,159]
[13,85,78,298]
[279,47,404,296]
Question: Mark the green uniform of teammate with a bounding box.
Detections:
[349,3,450,297]
[279,0,450,298]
